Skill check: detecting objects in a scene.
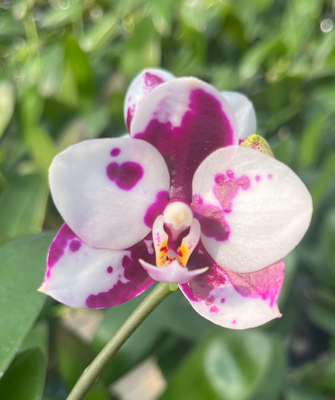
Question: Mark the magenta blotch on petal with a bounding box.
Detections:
[106,161,144,191]
[132,78,238,202]
[144,190,170,228]
[41,224,155,308]
[86,238,155,308]
[180,244,284,329]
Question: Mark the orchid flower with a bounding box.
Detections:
[39,69,313,330]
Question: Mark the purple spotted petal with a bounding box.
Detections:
[192,146,313,273]
[124,68,175,131]
[179,244,284,329]
[49,137,170,250]
[39,224,155,308]
[131,78,238,202]
[139,259,208,284]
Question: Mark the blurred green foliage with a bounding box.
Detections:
[0,0,335,399]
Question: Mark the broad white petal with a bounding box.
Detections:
[40,225,154,308]
[139,259,207,284]
[192,146,312,273]
[180,245,284,329]
[132,77,238,202]
[124,68,175,131]
[221,91,257,140]
[49,138,170,250]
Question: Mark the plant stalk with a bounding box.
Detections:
[66,282,173,400]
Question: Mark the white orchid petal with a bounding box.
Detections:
[192,146,312,273]
[180,246,284,329]
[40,225,154,308]
[49,138,170,250]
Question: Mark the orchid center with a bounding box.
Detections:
[163,201,193,237]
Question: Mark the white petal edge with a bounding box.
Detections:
[192,146,313,273]
[221,91,257,140]
[49,138,170,250]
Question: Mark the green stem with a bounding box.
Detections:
[66,282,173,400]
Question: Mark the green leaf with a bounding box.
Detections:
[64,37,93,93]
[307,304,335,336]
[310,151,335,208]
[121,18,161,78]
[298,115,326,168]
[20,322,48,358]
[160,328,285,400]
[0,174,48,241]
[0,81,15,138]
[80,12,118,52]
[284,384,327,400]
[23,126,57,175]
[0,232,54,375]
[56,324,108,399]
[0,349,45,400]
[92,290,162,383]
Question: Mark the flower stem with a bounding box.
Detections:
[66,282,173,400]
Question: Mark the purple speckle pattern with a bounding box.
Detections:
[46,224,80,279]
[107,266,113,273]
[192,170,250,242]
[111,148,121,157]
[135,88,235,202]
[181,243,284,310]
[86,236,155,308]
[144,190,169,228]
[106,161,143,191]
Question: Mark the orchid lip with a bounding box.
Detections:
[139,259,208,284]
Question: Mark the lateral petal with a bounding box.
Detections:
[40,224,154,308]
[49,138,170,250]
[192,146,312,273]
[180,245,284,329]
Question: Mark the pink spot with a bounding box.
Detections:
[192,171,250,242]
[205,295,215,306]
[210,306,219,313]
[232,320,237,324]
[144,191,169,228]
[268,174,273,179]
[221,298,225,303]
[144,72,164,88]
[69,240,81,252]
[255,175,261,182]
[107,266,113,273]
[111,148,121,157]
[107,161,143,191]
